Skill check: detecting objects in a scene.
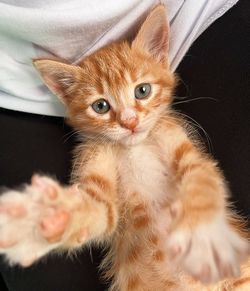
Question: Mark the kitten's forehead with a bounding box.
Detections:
[81,43,146,107]
[82,42,150,86]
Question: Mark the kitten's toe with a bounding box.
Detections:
[167,229,192,262]
[0,203,26,218]
[0,239,17,248]
[20,258,36,268]
[192,264,212,284]
[31,174,60,200]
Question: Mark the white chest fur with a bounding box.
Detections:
[117,143,169,202]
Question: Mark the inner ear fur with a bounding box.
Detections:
[132,4,169,64]
[33,59,83,104]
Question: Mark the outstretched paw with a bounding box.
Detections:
[166,212,249,284]
[0,175,82,266]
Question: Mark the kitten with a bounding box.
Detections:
[0,5,249,291]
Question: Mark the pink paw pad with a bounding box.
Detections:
[0,239,17,248]
[0,203,26,218]
[40,208,70,242]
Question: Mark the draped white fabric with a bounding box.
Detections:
[0,0,239,116]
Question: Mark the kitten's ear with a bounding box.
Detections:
[33,59,82,104]
[132,4,169,63]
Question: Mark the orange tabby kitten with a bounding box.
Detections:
[0,5,249,291]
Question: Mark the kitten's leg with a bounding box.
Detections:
[160,123,249,283]
[0,146,118,266]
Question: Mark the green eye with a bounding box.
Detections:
[91,98,110,114]
[135,83,151,99]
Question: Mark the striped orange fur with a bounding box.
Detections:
[0,4,249,291]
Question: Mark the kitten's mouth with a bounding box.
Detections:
[127,127,144,137]
[120,128,148,145]
[131,128,142,135]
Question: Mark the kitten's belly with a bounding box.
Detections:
[118,143,170,201]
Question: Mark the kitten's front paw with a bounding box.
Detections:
[166,213,249,284]
[0,176,82,266]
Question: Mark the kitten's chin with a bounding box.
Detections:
[119,130,149,146]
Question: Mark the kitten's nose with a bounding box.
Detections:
[121,116,139,131]
[119,108,139,131]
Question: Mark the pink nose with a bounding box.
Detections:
[119,108,139,131]
[120,116,139,131]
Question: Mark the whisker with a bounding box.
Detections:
[173,96,218,106]
[63,130,80,143]
[171,111,213,153]
[176,76,190,96]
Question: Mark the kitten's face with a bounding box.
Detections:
[67,43,175,146]
[34,5,175,146]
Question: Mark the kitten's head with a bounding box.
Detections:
[34,5,176,146]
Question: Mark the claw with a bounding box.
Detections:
[77,228,89,244]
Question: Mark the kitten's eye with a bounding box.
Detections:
[91,98,110,114]
[134,83,151,100]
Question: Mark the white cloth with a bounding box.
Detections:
[0,0,239,117]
